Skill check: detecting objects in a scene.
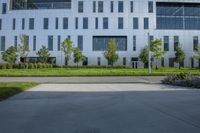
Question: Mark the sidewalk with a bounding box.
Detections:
[0,76,165,84]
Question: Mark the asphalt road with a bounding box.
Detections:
[0,84,200,133]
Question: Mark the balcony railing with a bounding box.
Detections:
[12,2,71,10]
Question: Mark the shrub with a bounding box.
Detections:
[28,63,34,69]
[37,63,43,68]
[34,63,38,69]
[6,63,13,69]
[0,63,7,69]
[19,63,26,69]
[162,72,200,88]
[13,64,20,69]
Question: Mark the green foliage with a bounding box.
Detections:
[17,34,29,62]
[150,39,164,69]
[175,45,185,69]
[73,47,84,67]
[139,46,148,67]
[0,82,38,101]
[1,46,17,64]
[104,39,119,66]
[61,38,74,66]
[37,46,51,63]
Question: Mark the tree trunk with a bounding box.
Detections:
[156,59,158,70]
[179,63,181,69]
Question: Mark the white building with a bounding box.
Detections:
[0,0,200,68]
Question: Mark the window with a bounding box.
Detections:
[123,57,126,66]
[161,57,165,67]
[93,36,127,51]
[174,36,179,51]
[82,57,88,66]
[164,36,169,51]
[83,17,88,29]
[2,3,6,14]
[57,36,61,51]
[130,1,134,13]
[63,17,68,29]
[118,1,124,13]
[156,2,200,30]
[0,36,5,51]
[43,18,49,29]
[78,1,84,13]
[111,1,114,12]
[118,17,123,29]
[98,1,103,13]
[25,36,29,50]
[169,58,175,67]
[13,19,16,30]
[103,17,108,29]
[193,36,198,51]
[10,0,72,10]
[0,19,2,30]
[150,35,154,42]
[55,18,59,29]
[75,17,78,29]
[14,36,17,48]
[97,57,101,66]
[95,17,98,29]
[133,36,136,51]
[33,36,36,51]
[48,36,53,51]
[78,35,83,51]
[133,18,139,29]
[148,1,153,13]
[144,18,149,29]
[93,1,96,12]
[29,18,34,30]
[22,18,25,30]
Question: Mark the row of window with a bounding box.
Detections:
[0,17,149,30]
[1,1,153,14]
[157,2,200,29]
[10,0,72,10]
[79,1,153,13]
[0,35,199,52]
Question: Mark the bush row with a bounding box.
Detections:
[58,65,127,69]
[0,63,53,69]
[162,72,200,88]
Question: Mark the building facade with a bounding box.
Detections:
[0,0,200,67]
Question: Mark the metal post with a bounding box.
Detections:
[148,32,151,75]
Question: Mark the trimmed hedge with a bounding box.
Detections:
[0,63,53,69]
[162,72,200,88]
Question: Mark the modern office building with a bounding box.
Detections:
[0,0,200,67]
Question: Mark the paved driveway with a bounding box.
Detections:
[0,84,200,133]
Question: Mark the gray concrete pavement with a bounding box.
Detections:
[0,76,165,84]
[0,84,200,133]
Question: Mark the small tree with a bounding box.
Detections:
[37,46,51,63]
[61,38,73,66]
[139,46,149,68]
[104,39,119,66]
[17,34,29,63]
[194,45,200,69]
[150,39,164,69]
[73,47,84,67]
[1,46,17,64]
[175,45,185,69]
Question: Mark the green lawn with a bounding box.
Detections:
[0,68,199,77]
[0,82,38,101]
